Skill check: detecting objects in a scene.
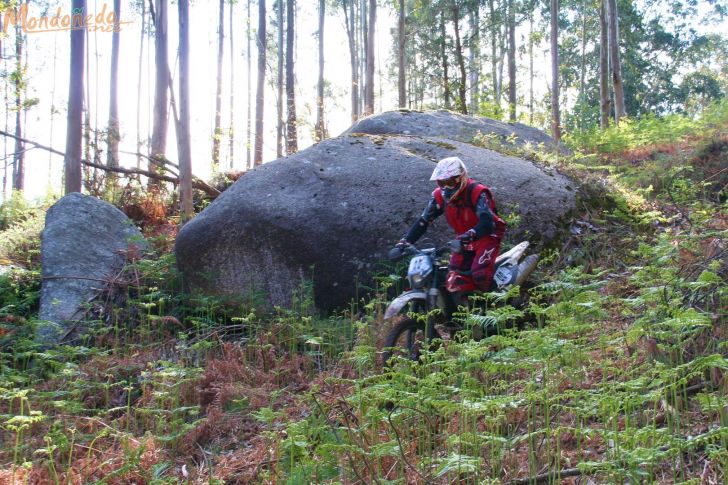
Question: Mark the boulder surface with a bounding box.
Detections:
[346,110,558,148]
[176,111,576,311]
[38,193,145,345]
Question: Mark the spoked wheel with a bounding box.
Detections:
[382,317,441,365]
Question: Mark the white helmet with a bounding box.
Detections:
[430,157,468,199]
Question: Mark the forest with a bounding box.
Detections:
[0,0,727,483]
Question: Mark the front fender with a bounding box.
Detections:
[384,290,427,320]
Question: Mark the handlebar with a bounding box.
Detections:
[388,240,461,262]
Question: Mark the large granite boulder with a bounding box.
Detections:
[175,112,576,311]
[37,193,145,345]
[345,109,559,149]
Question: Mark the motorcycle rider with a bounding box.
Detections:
[396,156,506,294]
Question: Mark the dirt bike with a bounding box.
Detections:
[381,240,539,364]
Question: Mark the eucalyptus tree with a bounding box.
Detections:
[315,0,326,141]
[65,0,86,194]
[550,0,560,141]
[364,0,376,115]
[228,0,235,168]
[246,0,252,167]
[178,0,193,221]
[285,0,297,153]
[606,0,626,123]
[276,0,284,157]
[253,0,266,165]
[341,0,361,122]
[107,0,121,176]
[398,0,406,108]
[11,11,24,191]
[150,0,168,186]
[212,0,225,170]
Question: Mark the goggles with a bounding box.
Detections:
[437,175,461,189]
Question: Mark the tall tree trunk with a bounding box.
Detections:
[607,0,626,123]
[507,0,517,121]
[150,0,168,186]
[550,0,560,142]
[229,0,235,168]
[452,5,467,114]
[315,0,326,141]
[246,0,252,168]
[212,0,224,171]
[65,0,86,194]
[107,0,121,175]
[440,10,450,109]
[528,1,534,124]
[343,0,359,122]
[12,19,23,192]
[136,0,145,168]
[177,0,193,221]
[599,0,610,129]
[488,0,499,112]
[359,0,366,116]
[578,0,587,130]
[276,0,284,157]
[285,0,297,154]
[253,0,266,166]
[49,36,58,185]
[468,6,480,114]
[364,0,376,115]
[397,0,406,108]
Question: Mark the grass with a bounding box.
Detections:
[0,106,726,483]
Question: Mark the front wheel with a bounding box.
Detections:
[382,317,441,365]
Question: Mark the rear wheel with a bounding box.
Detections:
[382,317,441,365]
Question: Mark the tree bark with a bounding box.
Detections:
[12,18,24,192]
[246,0,252,168]
[285,0,297,154]
[229,0,235,168]
[136,0,145,168]
[488,0,499,113]
[343,0,360,122]
[315,0,326,141]
[578,0,587,130]
[276,0,284,157]
[177,0,193,221]
[550,0,561,142]
[599,0,610,129]
[364,0,376,115]
[507,0,517,121]
[150,0,168,186]
[212,0,224,171]
[528,0,534,124]
[440,10,450,110]
[468,6,480,114]
[452,5,467,114]
[65,0,86,194]
[397,0,406,108]
[607,0,626,123]
[253,0,267,166]
[107,0,121,174]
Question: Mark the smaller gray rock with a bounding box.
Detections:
[37,193,146,345]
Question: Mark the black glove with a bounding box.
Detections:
[457,229,477,245]
[395,238,410,250]
[389,239,411,261]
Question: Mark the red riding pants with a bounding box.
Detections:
[447,235,501,292]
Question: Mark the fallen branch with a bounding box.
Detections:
[0,129,65,157]
[507,467,582,485]
[0,130,220,199]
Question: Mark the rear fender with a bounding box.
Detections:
[384,290,427,321]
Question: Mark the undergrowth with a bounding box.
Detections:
[0,107,725,483]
